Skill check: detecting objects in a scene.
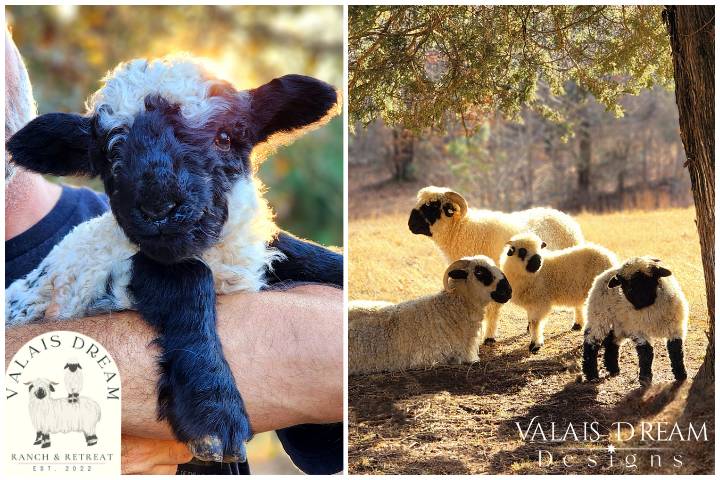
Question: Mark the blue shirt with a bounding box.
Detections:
[5,184,342,475]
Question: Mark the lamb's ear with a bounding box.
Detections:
[507,246,516,256]
[6,113,99,177]
[652,266,672,278]
[608,275,622,288]
[64,364,70,370]
[24,381,33,391]
[541,241,547,249]
[248,74,340,145]
[48,384,55,392]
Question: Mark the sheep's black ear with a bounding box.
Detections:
[541,241,547,249]
[248,74,339,144]
[6,113,100,177]
[507,246,515,256]
[652,266,672,278]
[24,382,33,391]
[608,275,621,288]
[64,364,69,370]
[77,364,82,369]
[448,269,469,280]
[49,384,55,392]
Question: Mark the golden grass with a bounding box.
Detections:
[348,207,711,474]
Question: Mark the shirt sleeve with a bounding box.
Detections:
[275,423,343,474]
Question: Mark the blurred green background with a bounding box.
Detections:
[6,5,343,247]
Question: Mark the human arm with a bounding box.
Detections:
[4,284,343,437]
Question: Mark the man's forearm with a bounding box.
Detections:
[5,284,343,438]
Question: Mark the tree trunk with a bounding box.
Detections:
[390,128,415,181]
[577,115,592,205]
[665,5,715,385]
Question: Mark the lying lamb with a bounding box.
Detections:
[500,232,618,353]
[349,256,512,374]
[408,186,583,343]
[583,257,689,386]
[25,378,101,448]
[6,55,342,462]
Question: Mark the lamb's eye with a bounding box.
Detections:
[214,131,231,151]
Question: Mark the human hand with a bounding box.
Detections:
[121,434,193,475]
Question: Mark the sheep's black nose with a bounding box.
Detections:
[408,209,432,236]
[139,201,177,221]
[36,388,46,399]
[491,278,512,304]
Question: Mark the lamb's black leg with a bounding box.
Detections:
[634,337,654,386]
[267,231,342,287]
[129,253,250,463]
[667,338,688,381]
[582,331,601,382]
[41,434,50,448]
[33,431,42,445]
[602,330,620,376]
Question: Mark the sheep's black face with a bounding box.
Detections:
[408,200,442,236]
[609,272,659,310]
[101,96,250,264]
[64,362,82,373]
[6,70,338,264]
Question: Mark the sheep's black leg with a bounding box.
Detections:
[634,338,654,386]
[33,431,42,445]
[667,338,688,381]
[582,335,601,382]
[129,253,250,463]
[267,231,342,287]
[602,330,620,376]
[41,434,50,448]
[85,433,98,446]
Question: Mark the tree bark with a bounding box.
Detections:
[664,5,715,384]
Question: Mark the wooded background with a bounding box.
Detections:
[6,5,343,247]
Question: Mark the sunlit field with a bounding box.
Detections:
[349,206,711,474]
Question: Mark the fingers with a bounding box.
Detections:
[121,435,193,475]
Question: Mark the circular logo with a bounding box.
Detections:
[5,331,121,475]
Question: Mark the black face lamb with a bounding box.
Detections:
[6,56,342,464]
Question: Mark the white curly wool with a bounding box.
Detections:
[413,187,584,341]
[349,256,509,374]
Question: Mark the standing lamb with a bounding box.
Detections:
[63,358,83,404]
[408,186,583,343]
[25,378,101,448]
[349,256,512,374]
[582,257,689,386]
[500,232,618,353]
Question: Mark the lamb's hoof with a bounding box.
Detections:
[188,435,224,462]
[484,338,496,345]
[529,343,542,354]
[41,443,50,449]
[33,439,42,445]
[571,323,582,331]
[639,375,653,387]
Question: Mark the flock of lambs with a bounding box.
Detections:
[349,186,689,387]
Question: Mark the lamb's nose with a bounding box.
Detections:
[139,201,177,221]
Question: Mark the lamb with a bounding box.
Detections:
[500,232,618,353]
[408,186,584,343]
[349,256,512,374]
[25,378,101,448]
[6,55,342,462]
[582,257,689,386]
[63,357,83,404]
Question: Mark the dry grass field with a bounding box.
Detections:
[348,173,713,474]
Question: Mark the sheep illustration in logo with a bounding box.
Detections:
[63,357,83,403]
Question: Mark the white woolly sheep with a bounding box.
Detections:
[408,186,584,343]
[349,256,512,374]
[500,232,618,353]
[25,378,101,448]
[63,357,83,404]
[582,256,689,386]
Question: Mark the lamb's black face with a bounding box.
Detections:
[506,245,543,273]
[102,95,251,264]
[6,70,338,265]
[609,271,661,310]
[64,362,82,373]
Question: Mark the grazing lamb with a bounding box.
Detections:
[500,232,618,353]
[63,357,83,404]
[582,257,689,386]
[349,256,512,374]
[408,186,583,343]
[25,378,101,448]
[6,55,342,462]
